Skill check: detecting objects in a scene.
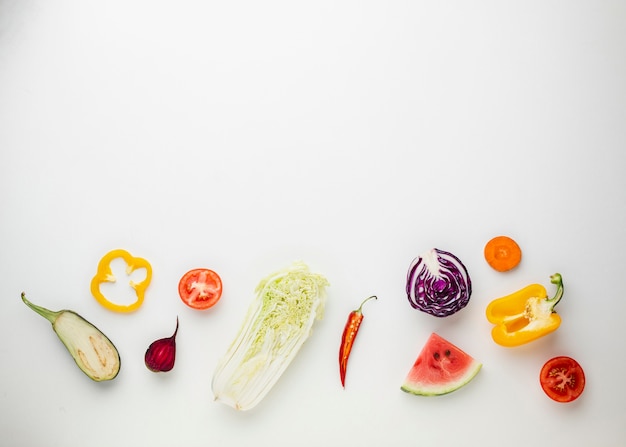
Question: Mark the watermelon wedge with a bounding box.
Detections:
[401,332,482,396]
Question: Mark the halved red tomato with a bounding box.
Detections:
[178,268,223,310]
[540,356,585,403]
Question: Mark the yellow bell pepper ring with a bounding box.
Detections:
[90,249,153,313]
[486,273,563,347]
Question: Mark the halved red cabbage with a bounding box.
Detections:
[406,248,471,317]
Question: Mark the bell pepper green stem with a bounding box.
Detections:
[547,273,563,308]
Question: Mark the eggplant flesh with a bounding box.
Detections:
[22,293,121,382]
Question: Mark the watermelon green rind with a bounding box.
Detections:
[401,359,482,396]
[401,332,482,396]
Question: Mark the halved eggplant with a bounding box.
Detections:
[21,292,121,381]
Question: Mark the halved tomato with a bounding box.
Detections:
[178,268,223,310]
[540,356,585,403]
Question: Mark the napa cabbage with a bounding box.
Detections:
[211,261,329,411]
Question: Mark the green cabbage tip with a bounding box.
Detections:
[211,261,329,411]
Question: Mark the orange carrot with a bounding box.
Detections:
[484,236,522,272]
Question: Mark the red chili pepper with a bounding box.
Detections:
[339,295,377,388]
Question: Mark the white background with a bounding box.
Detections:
[1,1,625,446]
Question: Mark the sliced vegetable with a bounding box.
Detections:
[339,295,377,388]
[406,248,472,317]
[211,261,329,411]
[484,236,522,272]
[21,292,120,381]
[178,268,222,310]
[90,248,152,313]
[540,356,585,403]
[486,273,563,347]
[401,332,481,396]
[145,317,179,373]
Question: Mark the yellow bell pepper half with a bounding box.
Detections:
[486,273,563,347]
[90,249,153,313]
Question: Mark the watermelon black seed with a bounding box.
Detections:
[433,352,440,360]
[445,350,451,357]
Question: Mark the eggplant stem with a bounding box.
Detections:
[21,292,61,324]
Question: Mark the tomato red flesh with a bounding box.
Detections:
[179,269,222,310]
[540,356,585,403]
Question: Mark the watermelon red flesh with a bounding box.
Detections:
[401,332,482,396]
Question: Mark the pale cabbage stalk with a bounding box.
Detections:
[211,261,329,411]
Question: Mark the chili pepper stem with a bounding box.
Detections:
[356,295,377,313]
[547,273,564,308]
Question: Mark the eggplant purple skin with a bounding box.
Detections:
[406,248,472,317]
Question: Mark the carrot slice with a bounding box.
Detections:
[484,236,522,272]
